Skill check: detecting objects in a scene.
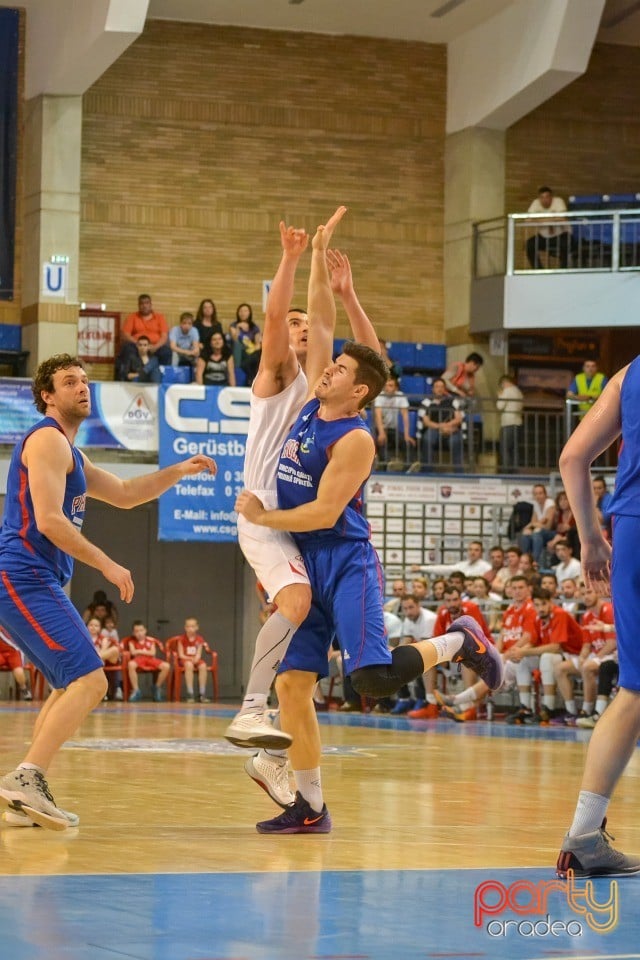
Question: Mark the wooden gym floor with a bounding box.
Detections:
[0,701,639,960]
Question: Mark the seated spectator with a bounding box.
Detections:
[559,578,580,614]
[592,474,613,541]
[370,611,404,713]
[546,490,578,558]
[169,312,200,369]
[552,539,582,583]
[442,352,483,401]
[415,378,464,472]
[176,617,210,703]
[518,552,536,578]
[485,546,505,588]
[86,616,121,700]
[229,303,261,386]
[0,629,32,700]
[430,578,447,604]
[122,336,161,384]
[530,588,585,722]
[556,588,616,726]
[456,540,492,579]
[491,545,521,596]
[540,572,558,598]
[566,360,608,418]
[448,570,470,598]
[373,376,415,470]
[496,373,523,471]
[411,576,430,607]
[196,331,236,386]
[525,186,576,269]
[83,589,118,626]
[469,577,503,633]
[518,483,556,564]
[194,299,223,356]
[116,293,170,378]
[383,578,406,616]
[127,621,170,702]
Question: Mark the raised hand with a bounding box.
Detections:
[179,454,218,477]
[312,205,347,251]
[327,249,353,298]
[279,221,309,258]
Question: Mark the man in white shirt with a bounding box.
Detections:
[496,374,523,471]
[553,540,582,583]
[373,376,415,469]
[390,594,437,715]
[457,540,492,579]
[526,185,576,269]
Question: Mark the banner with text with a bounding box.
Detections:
[0,379,158,450]
[158,384,250,542]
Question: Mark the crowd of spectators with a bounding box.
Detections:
[115,294,261,386]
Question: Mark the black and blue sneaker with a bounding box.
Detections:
[448,615,504,691]
[256,791,332,835]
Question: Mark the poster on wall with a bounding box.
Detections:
[0,379,158,450]
[157,384,250,542]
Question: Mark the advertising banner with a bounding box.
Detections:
[157,384,250,542]
[0,379,158,450]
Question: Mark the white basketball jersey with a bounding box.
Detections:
[243,367,308,496]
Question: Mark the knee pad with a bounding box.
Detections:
[350,645,423,698]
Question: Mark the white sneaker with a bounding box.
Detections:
[0,769,72,831]
[245,752,295,809]
[2,805,80,828]
[225,711,293,750]
[115,688,124,701]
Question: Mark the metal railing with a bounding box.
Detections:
[373,397,618,475]
[473,209,640,278]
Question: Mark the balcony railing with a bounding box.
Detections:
[373,398,616,475]
[473,209,640,278]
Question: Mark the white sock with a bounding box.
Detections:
[293,767,323,812]
[543,694,556,710]
[519,691,531,709]
[582,701,594,715]
[18,762,44,774]
[569,790,609,837]
[566,699,577,715]
[241,611,297,711]
[595,697,609,716]
[426,694,437,705]
[430,631,464,664]
[453,687,477,706]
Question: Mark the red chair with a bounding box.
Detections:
[165,635,219,702]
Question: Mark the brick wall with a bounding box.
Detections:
[80,21,447,343]
[506,43,640,211]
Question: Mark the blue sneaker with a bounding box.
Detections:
[256,791,332,835]
[448,616,504,691]
[129,690,142,703]
[390,698,415,715]
[153,686,165,703]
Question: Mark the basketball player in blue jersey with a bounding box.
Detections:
[236,248,504,834]
[556,359,640,878]
[0,355,216,830]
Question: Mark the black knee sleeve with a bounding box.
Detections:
[350,645,424,698]
[598,659,619,698]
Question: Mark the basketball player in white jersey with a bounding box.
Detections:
[225,210,382,810]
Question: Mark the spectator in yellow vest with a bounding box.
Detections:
[566,360,608,416]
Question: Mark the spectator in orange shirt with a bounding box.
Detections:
[116,293,171,379]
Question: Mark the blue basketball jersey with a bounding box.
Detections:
[276,398,372,546]
[0,416,86,585]
[609,355,640,518]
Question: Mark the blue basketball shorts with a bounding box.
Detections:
[277,539,391,679]
[610,514,640,691]
[0,565,103,689]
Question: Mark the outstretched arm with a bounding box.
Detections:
[327,249,380,354]
[559,368,625,593]
[253,222,308,397]
[82,453,217,509]
[305,206,347,397]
